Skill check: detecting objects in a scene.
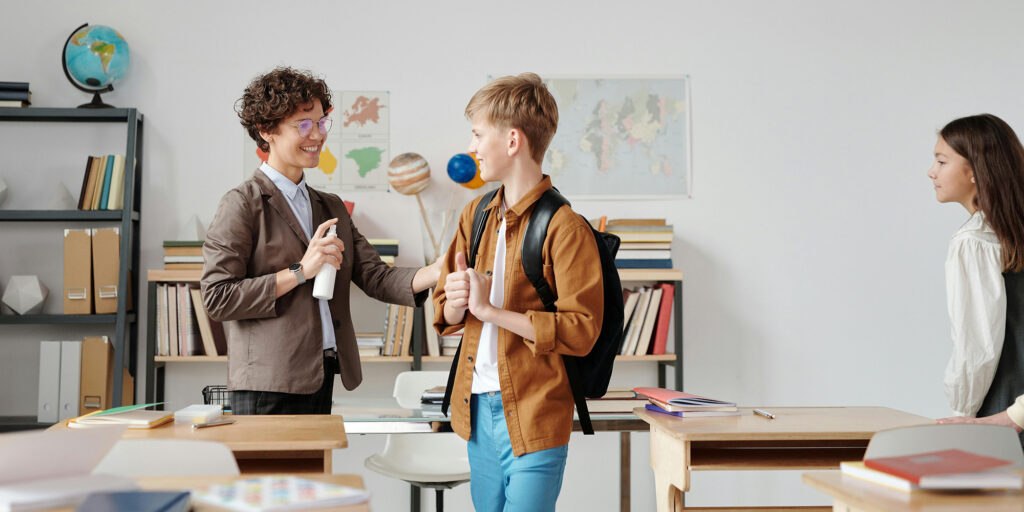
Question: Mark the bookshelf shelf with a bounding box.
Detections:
[0,313,135,325]
[0,107,142,415]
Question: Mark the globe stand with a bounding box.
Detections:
[78,90,115,109]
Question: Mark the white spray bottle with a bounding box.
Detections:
[312,225,338,300]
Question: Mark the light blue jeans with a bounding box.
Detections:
[467,392,568,512]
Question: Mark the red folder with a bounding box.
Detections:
[650,283,674,355]
[864,449,1012,484]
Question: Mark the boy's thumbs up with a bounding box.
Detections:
[455,251,468,272]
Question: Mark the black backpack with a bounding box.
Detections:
[441,188,625,435]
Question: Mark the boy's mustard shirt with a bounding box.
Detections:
[433,176,604,456]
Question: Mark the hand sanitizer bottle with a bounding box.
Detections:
[312,225,338,300]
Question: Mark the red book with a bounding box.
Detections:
[864,449,1012,484]
[650,283,674,355]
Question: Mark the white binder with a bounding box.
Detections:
[36,341,61,423]
[58,341,82,421]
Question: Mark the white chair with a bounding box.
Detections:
[364,371,470,512]
[92,439,240,477]
[865,424,1024,468]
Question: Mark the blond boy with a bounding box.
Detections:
[433,73,604,511]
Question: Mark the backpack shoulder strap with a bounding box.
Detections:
[468,189,498,268]
[442,188,498,417]
[522,188,569,313]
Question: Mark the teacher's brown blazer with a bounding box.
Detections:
[201,170,424,394]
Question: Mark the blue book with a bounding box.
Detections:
[76,490,189,512]
[645,403,741,418]
[614,259,673,269]
[98,155,114,210]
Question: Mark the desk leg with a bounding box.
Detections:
[649,426,688,512]
[323,449,332,473]
[620,431,630,512]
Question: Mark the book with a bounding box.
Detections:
[163,240,204,247]
[191,475,370,511]
[163,246,203,257]
[0,82,30,91]
[382,304,398,356]
[608,232,673,243]
[606,224,673,232]
[864,449,1016,485]
[76,156,93,210]
[634,287,663,356]
[0,100,29,107]
[586,397,651,413]
[90,156,106,210]
[620,289,640,334]
[421,385,446,404]
[0,90,30,102]
[635,387,737,410]
[651,283,675,355]
[68,408,172,429]
[616,249,672,260]
[840,460,1022,492]
[614,258,673,269]
[164,262,204,270]
[76,490,189,512]
[98,155,114,210]
[156,284,167,356]
[423,300,440,356]
[190,288,224,357]
[105,154,125,210]
[623,288,652,355]
[164,255,204,263]
[644,403,741,417]
[620,242,671,251]
[607,218,666,226]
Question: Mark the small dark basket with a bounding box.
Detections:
[202,385,231,412]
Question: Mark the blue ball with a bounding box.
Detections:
[447,153,477,183]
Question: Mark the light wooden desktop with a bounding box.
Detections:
[51,414,347,473]
[636,406,931,512]
[802,470,1024,512]
[46,474,370,512]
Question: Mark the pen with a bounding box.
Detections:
[753,409,775,420]
[192,418,236,430]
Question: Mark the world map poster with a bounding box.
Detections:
[542,77,691,197]
[242,90,390,193]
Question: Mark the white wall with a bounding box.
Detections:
[3,0,1023,509]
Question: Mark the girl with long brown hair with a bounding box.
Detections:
[931,114,1024,446]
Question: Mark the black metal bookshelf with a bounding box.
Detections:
[0,107,143,423]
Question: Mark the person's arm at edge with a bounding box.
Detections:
[937,394,1024,432]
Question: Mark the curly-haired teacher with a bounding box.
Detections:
[200,67,442,414]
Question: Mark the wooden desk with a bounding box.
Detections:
[53,415,348,473]
[47,474,370,512]
[803,470,1024,511]
[636,406,930,512]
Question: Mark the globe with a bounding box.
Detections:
[62,23,130,108]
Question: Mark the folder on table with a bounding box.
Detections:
[58,340,82,421]
[63,228,92,314]
[37,341,61,423]
[80,336,114,413]
[92,227,126,314]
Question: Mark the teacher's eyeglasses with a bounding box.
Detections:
[286,117,332,137]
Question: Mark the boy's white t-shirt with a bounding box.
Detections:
[472,215,506,394]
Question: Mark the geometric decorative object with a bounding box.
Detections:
[0,175,8,207]
[2,275,49,315]
[48,182,77,210]
[179,214,207,241]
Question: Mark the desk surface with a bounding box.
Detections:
[802,470,1024,511]
[59,415,348,452]
[636,407,931,442]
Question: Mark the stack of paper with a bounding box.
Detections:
[841,449,1022,492]
[67,403,172,430]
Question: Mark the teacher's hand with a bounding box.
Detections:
[936,411,1023,433]
[300,218,344,278]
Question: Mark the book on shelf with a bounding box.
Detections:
[840,458,1022,492]
[616,249,672,260]
[620,242,671,251]
[191,475,370,511]
[164,262,203,270]
[190,288,225,356]
[164,255,204,264]
[607,218,666,227]
[650,283,675,355]
[382,304,398,356]
[105,154,126,210]
[0,100,29,107]
[622,287,652,355]
[163,240,204,248]
[614,258,673,269]
[0,81,30,91]
[633,286,663,356]
[608,232,673,243]
[423,300,441,356]
[0,90,31,102]
[863,449,1018,486]
[166,285,179,357]
[634,387,737,411]
[644,403,741,418]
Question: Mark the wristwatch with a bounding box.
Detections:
[289,262,306,285]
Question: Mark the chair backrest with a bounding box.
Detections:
[865,424,1024,468]
[92,439,240,477]
[394,371,449,409]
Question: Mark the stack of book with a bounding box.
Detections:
[0,81,31,107]
[77,155,127,210]
[154,283,225,357]
[368,238,398,265]
[440,331,462,356]
[841,449,1021,492]
[620,283,675,355]
[163,240,203,270]
[356,333,384,357]
[585,387,652,414]
[604,218,673,269]
[634,387,740,417]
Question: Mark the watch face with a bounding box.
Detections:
[289,263,302,272]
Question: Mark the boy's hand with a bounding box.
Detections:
[443,252,471,320]
[466,268,493,321]
[300,218,344,279]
